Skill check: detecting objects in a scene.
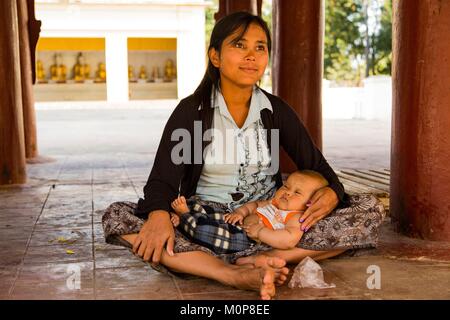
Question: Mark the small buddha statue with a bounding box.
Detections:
[164,59,176,82]
[36,60,47,83]
[50,53,67,83]
[84,61,91,80]
[128,65,136,82]
[73,52,90,82]
[95,62,107,83]
[139,66,147,80]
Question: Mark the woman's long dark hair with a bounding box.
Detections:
[193,11,272,111]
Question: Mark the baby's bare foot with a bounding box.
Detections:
[171,196,189,215]
[170,213,180,227]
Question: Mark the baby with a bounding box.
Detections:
[170,170,328,255]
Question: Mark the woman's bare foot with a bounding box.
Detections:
[232,257,288,299]
[235,255,288,285]
[235,254,269,267]
[260,270,276,300]
[171,196,190,215]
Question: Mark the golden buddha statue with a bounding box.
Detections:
[95,62,107,83]
[139,66,147,80]
[36,60,47,83]
[164,59,176,82]
[128,65,136,82]
[84,62,91,80]
[73,52,90,82]
[50,53,67,83]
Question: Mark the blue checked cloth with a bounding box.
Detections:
[177,202,256,255]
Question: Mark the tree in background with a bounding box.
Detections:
[205,0,218,50]
[371,0,392,76]
[324,0,366,85]
[325,0,392,85]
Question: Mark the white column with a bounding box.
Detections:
[105,33,129,103]
[176,7,206,100]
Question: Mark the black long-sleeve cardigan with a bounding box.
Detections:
[135,88,347,219]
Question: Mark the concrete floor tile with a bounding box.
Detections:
[35,215,92,230]
[95,249,147,269]
[44,201,93,213]
[93,223,106,238]
[9,290,95,300]
[0,267,17,297]
[11,261,94,299]
[95,287,180,300]
[23,243,93,265]
[94,266,172,290]
[320,256,450,299]
[182,290,259,300]
[0,227,34,242]
[174,277,239,295]
[0,217,37,229]
[0,250,26,267]
[94,240,127,252]
[28,228,92,247]
[275,268,368,300]
[0,239,29,253]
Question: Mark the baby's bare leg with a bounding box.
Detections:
[243,213,260,226]
[171,196,189,216]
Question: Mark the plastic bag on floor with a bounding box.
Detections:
[288,256,336,289]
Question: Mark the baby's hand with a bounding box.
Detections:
[242,222,264,240]
[224,211,244,225]
[170,212,180,227]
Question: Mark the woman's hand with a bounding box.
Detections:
[132,210,175,264]
[299,187,339,232]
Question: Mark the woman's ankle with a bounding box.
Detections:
[224,269,240,288]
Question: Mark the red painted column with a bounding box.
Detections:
[391,0,450,240]
[272,0,324,173]
[215,0,262,21]
[17,0,38,160]
[0,1,27,185]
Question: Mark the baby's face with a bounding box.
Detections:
[273,173,323,211]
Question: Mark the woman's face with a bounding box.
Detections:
[210,23,269,89]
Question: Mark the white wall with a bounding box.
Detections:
[323,76,392,120]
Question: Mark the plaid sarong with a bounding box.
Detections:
[177,200,256,254]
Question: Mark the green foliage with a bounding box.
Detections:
[324,0,366,85]
[324,0,392,85]
[371,0,392,75]
[205,0,219,50]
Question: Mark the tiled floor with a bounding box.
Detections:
[1,154,450,300]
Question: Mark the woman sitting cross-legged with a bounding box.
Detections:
[102,11,385,300]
